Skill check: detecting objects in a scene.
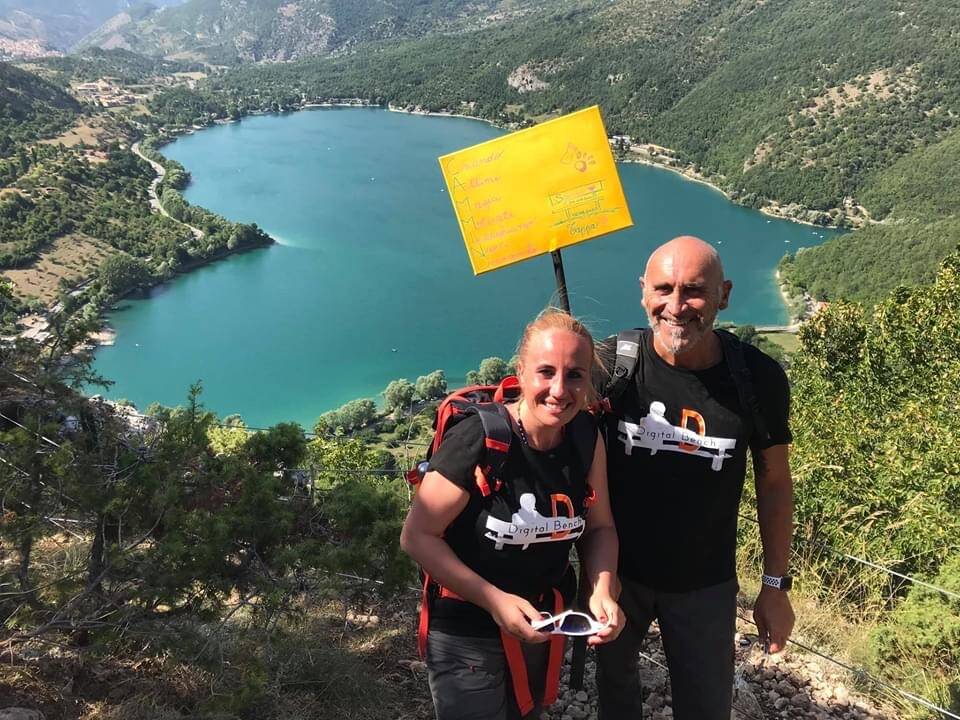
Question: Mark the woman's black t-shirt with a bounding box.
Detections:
[427,410,596,637]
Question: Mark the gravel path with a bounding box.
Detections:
[543,617,893,720]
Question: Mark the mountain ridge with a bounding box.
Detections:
[80,0,541,63]
[0,1,185,55]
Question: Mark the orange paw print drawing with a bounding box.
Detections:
[561,143,596,173]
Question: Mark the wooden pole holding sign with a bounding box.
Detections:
[551,250,571,313]
[438,105,633,313]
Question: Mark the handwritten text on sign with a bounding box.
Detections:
[439,106,633,274]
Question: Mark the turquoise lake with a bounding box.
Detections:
[92,108,843,428]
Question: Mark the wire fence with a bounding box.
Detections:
[737,512,960,602]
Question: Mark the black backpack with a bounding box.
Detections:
[599,327,770,444]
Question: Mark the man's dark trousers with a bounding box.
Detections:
[596,577,738,720]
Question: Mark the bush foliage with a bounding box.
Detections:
[779,251,960,712]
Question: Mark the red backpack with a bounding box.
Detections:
[405,375,521,496]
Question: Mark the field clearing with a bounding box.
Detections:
[761,330,801,353]
[2,234,116,304]
[40,119,108,148]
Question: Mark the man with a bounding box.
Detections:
[596,235,795,720]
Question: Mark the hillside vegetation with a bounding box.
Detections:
[0,58,271,335]
[0,61,80,153]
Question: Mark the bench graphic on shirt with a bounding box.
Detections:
[484,493,585,550]
[617,401,737,471]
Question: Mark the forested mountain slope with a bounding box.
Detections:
[780,128,960,304]
[0,0,184,54]
[81,0,544,63]
[24,46,200,86]
[0,61,80,153]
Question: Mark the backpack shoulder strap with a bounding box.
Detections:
[603,328,645,410]
[471,403,514,495]
[568,411,598,475]
[715,329,770,445]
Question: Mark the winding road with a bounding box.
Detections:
[131,141,204,240]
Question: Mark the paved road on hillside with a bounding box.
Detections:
[131,141,204,240]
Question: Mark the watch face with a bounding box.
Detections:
[780,576,793,591]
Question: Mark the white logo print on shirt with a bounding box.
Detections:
[618,401,736,471]
[484,493,585,550]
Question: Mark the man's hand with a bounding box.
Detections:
[753,586,795,654]
[587,590,624,646]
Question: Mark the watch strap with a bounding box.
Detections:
[761,574,793,591]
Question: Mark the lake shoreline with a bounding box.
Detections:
[90,106,829,423]
[128,103,825,346]
[74,236,274,352]
[150,99,861,235]
[380,105,864,230]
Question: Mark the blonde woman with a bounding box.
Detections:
[401,310,622,720]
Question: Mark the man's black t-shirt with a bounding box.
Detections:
[599,330,791,592]
[427,411,595,636]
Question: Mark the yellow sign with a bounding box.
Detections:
[439,106,633,274]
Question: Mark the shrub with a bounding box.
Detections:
[862,556,960,716]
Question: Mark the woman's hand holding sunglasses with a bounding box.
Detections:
[486,589,553,643]
[532,595,622,645]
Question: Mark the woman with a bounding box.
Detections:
[400,309,622,720]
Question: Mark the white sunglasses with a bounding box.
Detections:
[531,610,609,636]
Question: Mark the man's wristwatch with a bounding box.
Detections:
[761,574,793,591]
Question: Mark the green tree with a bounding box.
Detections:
[208,414,248,456]
[787,253,960,602]
[0,277,18,332]
[97,254,152,296]
[415,369,447,400]
[243,422,307,471]
[476,356,510,385]
[864,556,960,715]
[382,378,416,415]
[315,399,378,433]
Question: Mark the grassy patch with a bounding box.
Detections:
[1,234,117,305]
[760,330,800,354]
[1,591,433,720]
[39,119,108,149]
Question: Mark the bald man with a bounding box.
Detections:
[595,236,795,720]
